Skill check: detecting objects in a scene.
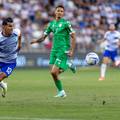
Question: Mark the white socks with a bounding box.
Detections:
[67,62,72,67]
[100,63,107,78]
[0,81,4,85]
[67,60,73,68]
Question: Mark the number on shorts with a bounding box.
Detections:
[6,67,12,75]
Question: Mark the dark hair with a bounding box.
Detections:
[55,5,64,10]
[2,17,13,25]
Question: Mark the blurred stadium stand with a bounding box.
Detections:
[0,0,120,67]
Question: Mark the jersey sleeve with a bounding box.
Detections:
[112,31,120,42]
[117,32,120,39]
[66,21,75,34]
[13,28,21,36]
[44,22,52,35]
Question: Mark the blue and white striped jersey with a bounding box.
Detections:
[0,29,20,63]
[104,31,120,51]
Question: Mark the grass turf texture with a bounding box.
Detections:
[0,67,120,120]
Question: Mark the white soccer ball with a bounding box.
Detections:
[85,52,99,65]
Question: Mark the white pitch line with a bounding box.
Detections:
[0,117,73,120]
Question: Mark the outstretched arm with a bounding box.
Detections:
[30,34,47,44]
[31,22,52,44]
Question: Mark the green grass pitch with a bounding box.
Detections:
[0,67,120,120]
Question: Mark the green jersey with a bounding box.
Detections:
[44,18,75,50]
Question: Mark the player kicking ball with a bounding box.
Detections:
[31,5,76,97]
[0,17,22,97]
[99,24,120,81]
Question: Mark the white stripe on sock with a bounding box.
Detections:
[101,63,107,78]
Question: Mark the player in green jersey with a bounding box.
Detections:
[31,5,76,97]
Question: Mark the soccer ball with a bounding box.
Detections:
[85,52,99,65]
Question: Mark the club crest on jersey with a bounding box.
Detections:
[59,24,62,27]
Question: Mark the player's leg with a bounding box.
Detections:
[49,51,66,97]
[67,59,76,73]
[115,59,120,67]
[53,54,68,97]
[49,52,63,92]
[99,50,110,81]
[50,65,63,91]
[0,72,7,81]
[0,72,7,97]
[112,50,120,67]
[0,62,16,97]
[99,57,110,80]
[65,51,76,73]
[50,65,66,97]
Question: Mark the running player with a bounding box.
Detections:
[31,5,76,97]
[0,17,22,97]
[99,24,120,81]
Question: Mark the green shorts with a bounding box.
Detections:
[49,49,68,71]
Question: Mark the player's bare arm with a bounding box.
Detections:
[97,38,106,44]
[68,32,76,57]
[118,39,120,47]
[17,32,22,51]
[30,34,47,44]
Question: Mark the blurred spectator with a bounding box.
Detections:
[0,0,120,53]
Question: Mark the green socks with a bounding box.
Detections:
[55,80,63,91]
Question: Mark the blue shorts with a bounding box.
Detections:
[0,62,16,77]
[103,50,117,62]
